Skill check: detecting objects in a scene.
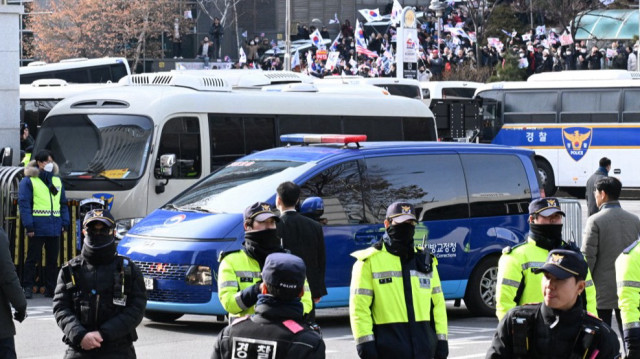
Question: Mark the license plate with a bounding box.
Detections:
[144,277,154,291]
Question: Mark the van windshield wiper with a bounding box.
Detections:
[85,170,124,188]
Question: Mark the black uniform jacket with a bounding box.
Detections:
[212,295,325,359]
[487,300,620,358]
[278,211,327,298]
[52,255,147,355]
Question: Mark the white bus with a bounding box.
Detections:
[475,75,640,196]
[20,57,131,85]
[33,72,437,237]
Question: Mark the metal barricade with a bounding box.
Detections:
[559,198,582,248]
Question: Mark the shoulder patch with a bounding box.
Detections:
[623,239,640,254]
[502,241,528,255]
[351,247,379,261]
[218,249,242,262]
[282,319,305,334]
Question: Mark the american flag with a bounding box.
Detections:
[355,20,379,58]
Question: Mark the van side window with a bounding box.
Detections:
[300,161,366,226]
[460,154,531,217]
[364,154,469,222]
[208,115,275,170]
[156,117,201,178]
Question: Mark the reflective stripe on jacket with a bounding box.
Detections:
[349,245,447,355]
[217,250,312,317]
[617,241,640,330]
[496,237,597,320]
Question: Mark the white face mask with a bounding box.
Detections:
[519,53,525,58]
[44,162,54,172]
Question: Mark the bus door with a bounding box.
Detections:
[480,98,501,144]
[148,116,205,212]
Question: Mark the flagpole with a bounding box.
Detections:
[284,0,291,71]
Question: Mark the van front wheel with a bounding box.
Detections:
[464,256,498,317]
[144,310,184,323]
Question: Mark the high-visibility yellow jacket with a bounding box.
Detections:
[217,249,312,318]
[616,239,640,350]
[496,237,597,320]
[349,245,447,358]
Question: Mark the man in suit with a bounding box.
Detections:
[586,157,610,216]
[276,182,326,321]
[582,176,640,330]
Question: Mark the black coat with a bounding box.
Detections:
[486,301,620,358]
[0,229,26,339]
[212,296,325,359]
[53,254,147,358]
[277,211,327,298]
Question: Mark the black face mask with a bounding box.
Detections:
[82,233,116,265]
[384,223,416,258]
[244,229,282,267]
[529,223,563,250]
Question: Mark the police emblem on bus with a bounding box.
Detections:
[164,214,186,226]
[92,193,114,210]
[562,127,592,162]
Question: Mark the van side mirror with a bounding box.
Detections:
[1,147,13,166]
[159,154,177,178]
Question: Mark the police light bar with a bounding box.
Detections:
[280,134,367,145]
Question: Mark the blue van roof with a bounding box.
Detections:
[244,141,534,163]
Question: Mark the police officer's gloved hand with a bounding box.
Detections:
[356,341,378,359]
[238,281,262,308]
[435,339,448,358]
[13,309,27,323]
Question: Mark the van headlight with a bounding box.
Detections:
[186,265,212,286]
[115,217,143,239]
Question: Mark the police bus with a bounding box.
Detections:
[32,71,437,239]
[474,72,640,196]
[20,57,130,85]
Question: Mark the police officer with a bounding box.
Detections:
[212,253,325,359]
[18,149,70,298]
[52,209,147,358]
[349,202,448,359]
[495,197,597,320]
[487,249,620,358]
[616,239,640,359]
[218,202,312,320]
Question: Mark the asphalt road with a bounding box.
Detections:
[14,198,637,358]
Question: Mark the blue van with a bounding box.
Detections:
[117,135,541,321]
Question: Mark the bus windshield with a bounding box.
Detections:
[34,114,153,180]
[170,160,314,213]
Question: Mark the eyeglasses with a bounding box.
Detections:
[86,227,111,236]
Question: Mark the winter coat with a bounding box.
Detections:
[18,160,70,237]
[0,229,26,339]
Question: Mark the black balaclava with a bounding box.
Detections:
[82,228,117,265]
[529,223,563,250]
[244,229,282,267]
[383,223,416,258]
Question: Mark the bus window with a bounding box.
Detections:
[278,115,342,137]
[364,154,468,222]
[442,87,477,99]
[301,160,365,226]
[58,69,87,84]
[504,91,557,124]
[208,115,275,170]
[90,67,111,83]
[480,99,500,143]
[373,84,422,99]
[157,117,201,178]
[623,90,640,122]
[110,64,129,82]
[461,154,531,217]
[560,90,620,123]
[403,117,437,141]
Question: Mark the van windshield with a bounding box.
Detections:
[34,114,153,180]
[170,160,314,213]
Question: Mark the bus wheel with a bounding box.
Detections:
[564,187,586,199]
[464,256,498,317]
[535,159,556,196]
[143,310,184,323]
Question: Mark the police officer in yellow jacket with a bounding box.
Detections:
[350,202,448,359]
[616,239,640,359]
[496,197,597,320]
[218,202,312,320]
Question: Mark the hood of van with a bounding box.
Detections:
[126,209,243,240]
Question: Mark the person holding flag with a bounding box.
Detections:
[358,8,381,23]
[309,29,326,50]
[291,49,301,71]
[355,20,378,58]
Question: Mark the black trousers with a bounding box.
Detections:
[597,308,623,334]
[23,235,60,291]
[64,344,136,359]
[0,336,16,359]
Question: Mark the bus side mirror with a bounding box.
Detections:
[159,154,177,178]
[1,147,13,166]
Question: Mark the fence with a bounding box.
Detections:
[559,198,583,248]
